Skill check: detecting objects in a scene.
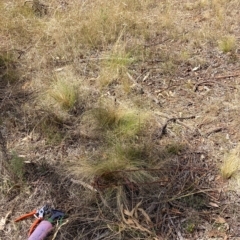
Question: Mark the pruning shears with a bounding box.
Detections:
[14,205,50,236]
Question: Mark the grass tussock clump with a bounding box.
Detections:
[48,78,78,111]
[40,69,88,117]
[81,100,150,139]
[221,144,240,179]
[99,39,135,87]
[74,139,159,195]
[79,143,151,182]
[218,35,237,53]
[75,100,155,185]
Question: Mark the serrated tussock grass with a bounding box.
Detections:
[76,141,154,185]
[221,143,240,179]
[75,101,155,183]
[218,35,237,53]
[48,78,78,111]
[82,101,149,138]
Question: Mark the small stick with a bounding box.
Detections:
[205,127,226,137]
[214,73,240,80]
[194,81,215,92]
[158,116,195,139]
[194,75,239,92]
[51,219,69,240]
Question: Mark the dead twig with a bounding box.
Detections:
[194,73,239,92]
[194,81,215,92]
[12,45,33,59]
[167,188,220,202]
[157,116,195,139]
[214,73,240,80]
[51,219,69,240]
[204,127,227,137]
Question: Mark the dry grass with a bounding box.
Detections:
[221,144,240,179]
[1,0,240,239]
[48,77,78,111]
[1,0,238,84]
[98,40,135,87]
[218,35,237,53]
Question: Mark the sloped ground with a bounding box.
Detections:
[1,0,240,239]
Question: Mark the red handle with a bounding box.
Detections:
[28,218,43,236]
[14,210,37,222]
